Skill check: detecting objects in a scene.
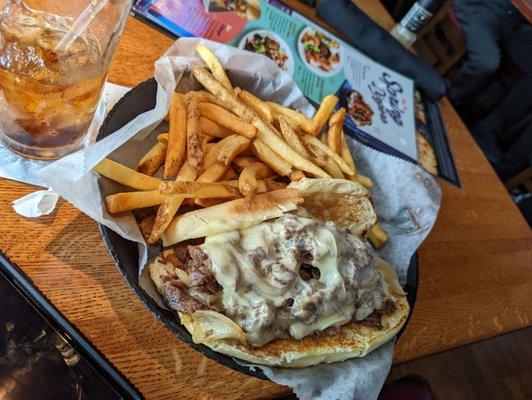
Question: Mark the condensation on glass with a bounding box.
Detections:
[0,0,132,159]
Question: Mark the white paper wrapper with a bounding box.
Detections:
[37,38,441,400]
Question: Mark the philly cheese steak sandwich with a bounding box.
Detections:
[149,179,409,367]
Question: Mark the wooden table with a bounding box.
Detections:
[1,2,531,399]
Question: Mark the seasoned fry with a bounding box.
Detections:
[253,117,330,178]
[149,162,197,243]
[185,92,204,167]
[301,134,355,176]
[220,167,236,181]
[192,67,255,121]
[195,44,234,94]
[322,157,344,179]
[239,167,257,197]
[340,130,357,177]
[136,142,167,176]
[159,180,240,197]
[157,133,169,145]
[164,92,187,178]
[196,90,232,111]
[140,215,156,241]
[105,191,168,214]
[267,101,318,133]
[278,116,310,158]
[238,162,273,197]
[204,134,251,169]
[355,174,373,189]
[197,162,229,183]
[251,139,293,176]
[200,117,234,138]
[94,158,161,191]
[368,223,388,248]
[199,102,257,139]
[238,90,273,123]
[327,107,345,154]
[263,178,287,191]
[232,156,260,171]
[289,169,305,181]
[329,106,346,126]
[312,94,338,135]
[217,136,251,165]
[194,198,229,208]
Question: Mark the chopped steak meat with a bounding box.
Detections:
[185,246,221,294]
[154,245,222,315]
[163,280,207,314]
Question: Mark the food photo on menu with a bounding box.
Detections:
[1,0,530,400]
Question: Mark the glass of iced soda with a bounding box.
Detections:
[0,0,132,159]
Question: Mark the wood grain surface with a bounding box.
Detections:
[1,1,531,399]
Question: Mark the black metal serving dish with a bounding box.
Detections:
[97,78,419,380]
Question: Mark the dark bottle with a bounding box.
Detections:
[391,0,445,48]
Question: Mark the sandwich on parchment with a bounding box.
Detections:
[149,180,408,367]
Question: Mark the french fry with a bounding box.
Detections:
[301,134,355,176]
[140,215,156,241]
[277,115,300,132]
[356,174,373,189]
[238,162,273,197]
[263,178,287,191]
[185,92,204,167]
[238,90,273,123]
[164,92,187,179]
[312,94,338,135]
[204,134,251,169]
[149,162,197,243]
[368,223,388,248]
[267,101,318,133]
[195,44,234,94]
[197,162,229,183]
[192,67,255,121]
[239,167,257,197]
[94,158,161,191]
[200,117,234,138]
[219,178,269,193]
[253,117,330,178]
[159,181,241,198]
[136,142,167,176]
[322,157,344,179]
[340,130,357,177]
[196,90,233,111]
[220,167,236,181]
[251,139,293,176]
[305,135,344,179]
[194,198,229,208]
[289,169,305,181]
[157,133,169,145]
[233,156,260,171]
[278,116,310,158]
[105,191,168,214]
[217,135,251,165]
[199,102,257,139]
[327,107,345,154]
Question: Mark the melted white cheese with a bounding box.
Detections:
[200,215,384,347]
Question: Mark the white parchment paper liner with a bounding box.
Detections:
[38,38,441,400]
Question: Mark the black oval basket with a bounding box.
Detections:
[98,78,419,380]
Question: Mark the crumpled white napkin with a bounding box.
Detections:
[11,188,60,217]
[1,82,130,217]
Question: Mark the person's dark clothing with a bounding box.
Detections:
[448,0,532,103]
[472,74,532,163]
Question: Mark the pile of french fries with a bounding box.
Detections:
[93,44,388,248]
